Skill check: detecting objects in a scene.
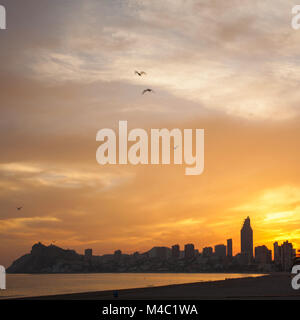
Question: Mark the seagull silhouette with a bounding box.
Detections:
[17,207,23,211]
[142,88,154,95]
[135,70,146,77]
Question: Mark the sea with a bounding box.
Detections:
[0,273,263,299]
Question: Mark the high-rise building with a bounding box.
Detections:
[273,241,295,271]
[227,239,233,257]
[281,241,294,271]
[241,216,253,259]
[202,247,213,257]
[255,245,272,264]
[171,244,180,258]
[214,244,227,258]
[274,242,281,265]
[148,247,170,259]
[184,243,195,259]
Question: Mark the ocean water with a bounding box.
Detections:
[0,273,263,299]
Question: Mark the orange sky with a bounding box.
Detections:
[0,0,300,267]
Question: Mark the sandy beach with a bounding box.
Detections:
[21,273,300,300]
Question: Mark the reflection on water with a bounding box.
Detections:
[0,273,264,299]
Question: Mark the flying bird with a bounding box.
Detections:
[142,88,154,95]
[135,70,146,77]
[17,207,23,211]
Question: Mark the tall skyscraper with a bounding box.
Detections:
[241,216,253,259]
[227,239,233,257]
[184,243,195,259]
[273,242,281,265]
[171,244,180,258]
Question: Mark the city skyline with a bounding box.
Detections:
[26,216,297,263]
[1,0,300,268]
[7,215,296,273]
[81,216,297,273]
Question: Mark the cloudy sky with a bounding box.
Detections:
[0,0,300,266]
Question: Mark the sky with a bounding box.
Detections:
[0,0,300,267]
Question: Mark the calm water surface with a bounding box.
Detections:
[0,273,264,299]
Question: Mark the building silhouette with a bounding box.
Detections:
[84,248,93,261]
[202,247,213,257]
[171,244,180,258]
[227,239,233,257]
[148,247,170,259]
[255,245,272,264]
[184,243,195,259]
[85,248,92,257]
[274,241,295,271]
[214,244,226,258]
[274,242,281,264]
[241,216,253,259]
[114,250,122,257]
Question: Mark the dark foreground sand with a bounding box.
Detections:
[23,273,300,300]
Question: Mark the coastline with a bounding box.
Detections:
[6,271,267,274]
[16,273,300,300]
